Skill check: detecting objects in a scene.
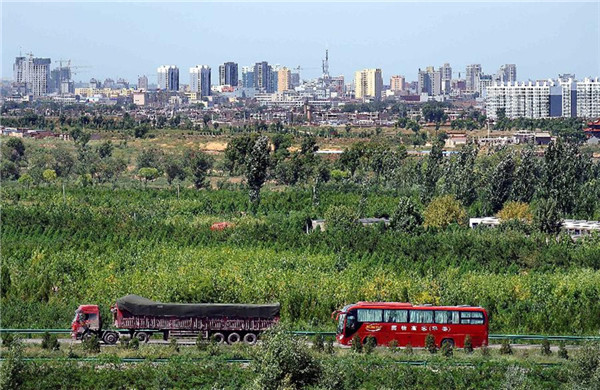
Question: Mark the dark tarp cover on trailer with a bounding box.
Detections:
[116,295,280,318]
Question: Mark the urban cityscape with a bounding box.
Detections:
[2,2,600,389]
[4,51,600,123]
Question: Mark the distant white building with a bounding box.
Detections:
[157,65,179,91]
[189,65,211,97]
[576,77,600,118]
[486,80,551,119]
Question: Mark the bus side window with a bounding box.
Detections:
[410,310,434,323]
[357,309,383,323]
[384,309,408,323]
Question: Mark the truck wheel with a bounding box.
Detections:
[212,333,225,344]
[135,332,150,343]
[82,331,94,341]
[227,332,241,344]
[103,331,119,345]
[243,333,257,345]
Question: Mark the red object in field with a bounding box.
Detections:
[334,302,488,348]
[211,222,234,231]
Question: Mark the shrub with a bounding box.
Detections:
[41,332,60,351]
[463,335,473,354]
[81,335,101,353]
[312,333,324,353]
[251,326,321,390]
[196,333,208,351]
[570,342,600,388]
[351,335,362,354]
[500,339,513,355]
[129,337,140,350]
[480,343,490,357]
[388,339,399,352]
[540,339,551,356]
[120,336,130,349]
[440,341,453,357]
[2,333,15,347]
[170,337,179,353]
[324,337,335,355]
[497,201,532,223]
[404,343,413,355]
[363,336,376,355]
[425,334,437,354]
[0,341,25,390]
[558,342,569,360]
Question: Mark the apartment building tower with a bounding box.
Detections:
[486,81,551,119]
[157,65,179,91]
[190,65,212,97]
[390,75,406,92]
[219,62,238,86]
[277,67,292,92]
[466,64,482,94]
[354,68,383,101]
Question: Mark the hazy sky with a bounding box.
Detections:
[2,1,599,84]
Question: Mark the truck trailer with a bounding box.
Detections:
[71,295,280,345]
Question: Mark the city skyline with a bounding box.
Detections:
[2,2,599,84]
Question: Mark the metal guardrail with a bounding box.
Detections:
[2,329,600,343]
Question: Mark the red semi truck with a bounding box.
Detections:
[71,295,280,345]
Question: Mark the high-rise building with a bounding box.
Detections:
[13,55,51,96]
[138,75,149,91]
[486,81,551,119]
[418,66,442,96]
[441,63,452,93]
[576,77,600,118]
[466,64,482,94]
[354,68,383,101]
[550,77,577,118]
[290,73,300,88]
[157,65,179,91]
[330,76,345,95]
[496,64,517,83]
[89,78,101,89]
[190,65,211,97]
[219,62,238,86]
[390,75,406,92]
[478,74,494,96]
[277,67,292,92]
[254,61,273,92]
[241,66,254,88]
[49,66,71,94]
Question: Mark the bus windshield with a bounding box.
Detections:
[336,314,346,334]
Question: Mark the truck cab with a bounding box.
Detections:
[71,304,101,340]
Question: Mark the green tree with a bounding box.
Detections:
[187,151,213,189]
[422,140,444,201]
[2,137,26,163]
[500,339,513,355]
[533,198,562,234]
[138,167,159,187]
[251,326,321,390]
[163,155,186,186]
[17,173,33,189]
[97,141,114,158]
[136,148,164,173]
[511,146,538,203]
[224,134,258,175]
[42,169,57,184]
[324,205,359,234]
[485,153,515,214]
[443,142,478,206]
[246,135,270,206]
[0,160,20,180]
[390,197,423,233]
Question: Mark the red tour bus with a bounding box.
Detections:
[333,302,488,348]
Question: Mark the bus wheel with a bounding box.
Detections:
[135,332,150,343]
[227,332,241,344]
[103,331,119,345]
[243,333,257,345]
[441,339,455,348]
[212,332,225,344]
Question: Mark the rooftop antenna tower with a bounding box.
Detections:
[322,49,330,80]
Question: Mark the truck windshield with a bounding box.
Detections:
[336,314,346,334]
[73,310,80,323]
